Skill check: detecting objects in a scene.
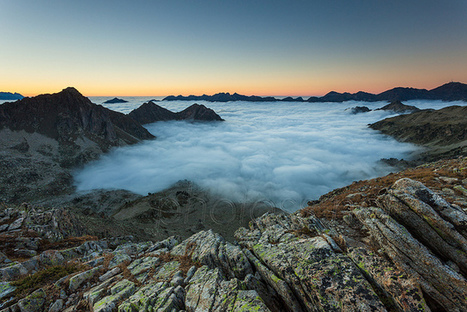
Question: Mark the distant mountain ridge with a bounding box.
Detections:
[163,82,467,103]
[0,91,23,100]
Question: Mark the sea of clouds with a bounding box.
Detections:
[74,98,464,211]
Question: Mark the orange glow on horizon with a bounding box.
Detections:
[7,77,463,99]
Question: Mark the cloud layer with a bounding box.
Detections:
[75,99,461,211]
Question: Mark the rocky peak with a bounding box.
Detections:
[176,103,224,121]
[376,100,420,114]
[128,101,177,124]
[128,102,224,124]
[0,87,154,149]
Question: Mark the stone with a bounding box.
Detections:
[8,218,24,231]
[93,279,136,312]
[99,266,121,282]
[0,282,16,300]
[353,206,467,311]
[0,263,28,281]
[17,288,46,312]
[68,266,101,291]
[48,299,64,312]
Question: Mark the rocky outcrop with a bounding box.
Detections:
[376,100,420,114]
[128,102,224,124]
[128,101,177,124]
[346,106,371,114]
[370,105,467,164]
[103,97,128,104]
[3,173,467,311]
[370,105,467,146]
[175,104,224,121]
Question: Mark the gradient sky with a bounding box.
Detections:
[1,0,467,97]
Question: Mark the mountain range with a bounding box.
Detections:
[0,92,23,100]
[163,82,467,102]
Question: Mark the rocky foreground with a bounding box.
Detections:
[2,157,467,311]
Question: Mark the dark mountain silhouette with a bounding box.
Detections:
[376,100,420,113]
[129,102,224,124]
[162,82,467,103]
[175,104,224,121]
[0,87,154,150]
[309,82,467,102]
[429,82,467,101]
[0,92,23,100]
[103,97,128,104]
[128,101,177,124]
[163,92,277,102]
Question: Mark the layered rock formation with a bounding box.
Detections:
[2,162,467,310]
[128,102,224,124]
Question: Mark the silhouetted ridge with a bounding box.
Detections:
[163,92,277,102]
[0,91,23,100]
[103,97,128,104]
[376,100,420,113]
[128,101,177,124]
[0,87,154,149]
[129,102,224,124]
[176,104,224,121]
[430,82,467,101]
[162,82,467,103]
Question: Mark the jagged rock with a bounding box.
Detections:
[4,170,467,312]
[68,266,101,291]
[353,206,467,311]
[170,230,253,280]
[117,281,172,311]
[0,282,15,300]
[232,290,270,311]
[235,213,386,311]
[99,267,121,282]
[348,247,427,311]
[93,279,136,312]
[48,299,64,312]
[378,178,467,274]
[17,288,46,312]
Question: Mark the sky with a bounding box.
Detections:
[1,0,467,97]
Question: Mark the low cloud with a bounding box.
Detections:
[75,100,460,211]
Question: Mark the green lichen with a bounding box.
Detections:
[11,263,82,296]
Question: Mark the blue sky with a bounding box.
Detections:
[1,0,466,96]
